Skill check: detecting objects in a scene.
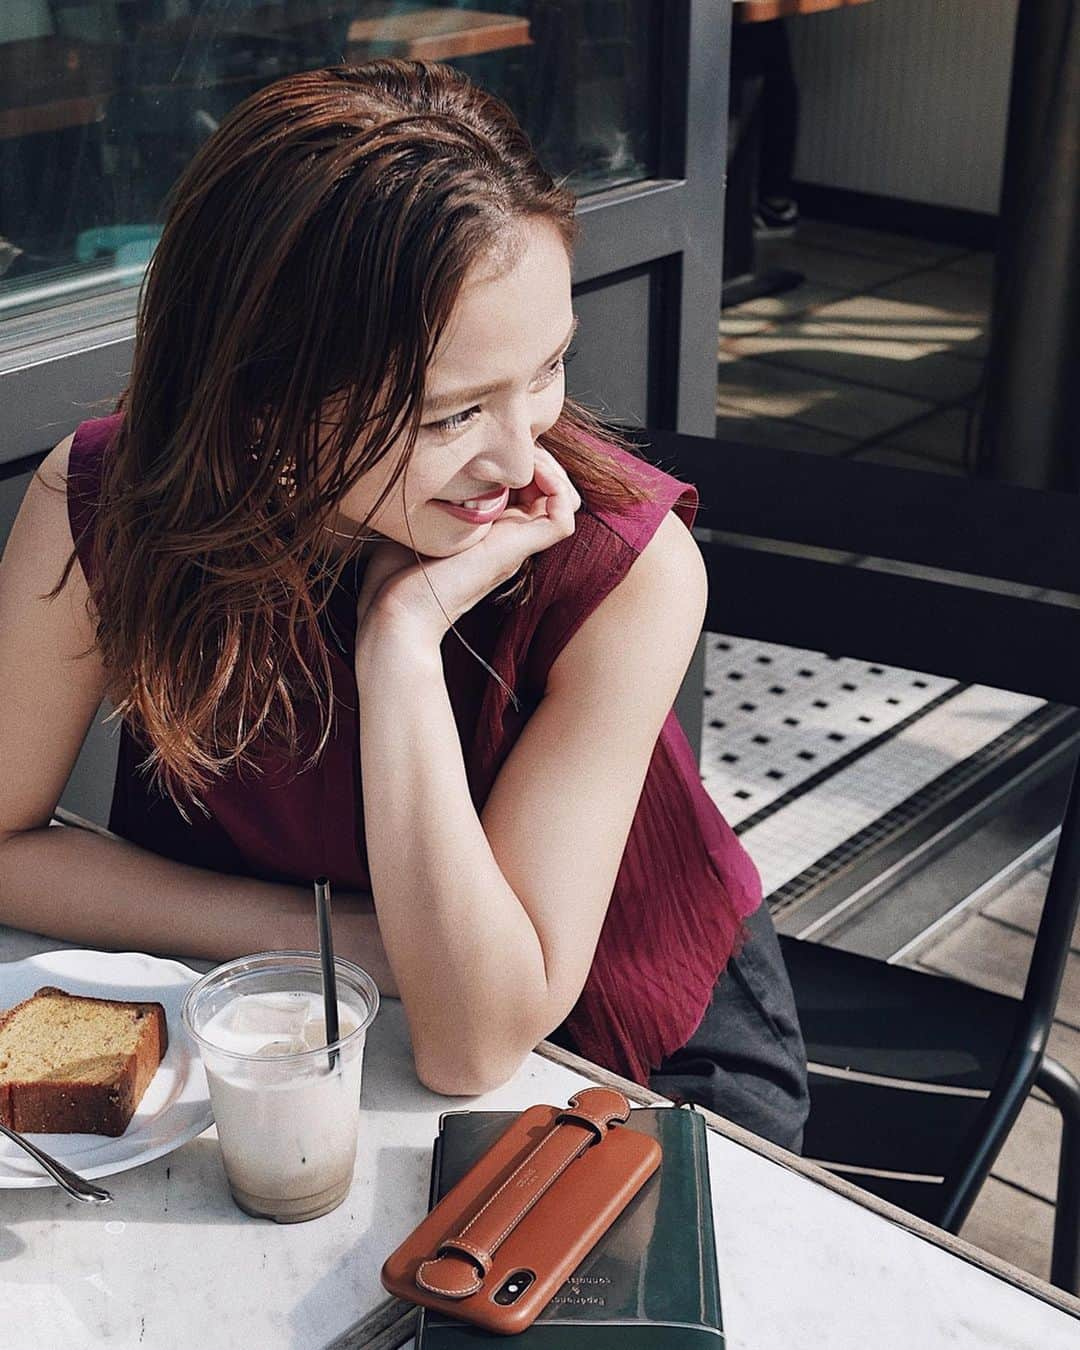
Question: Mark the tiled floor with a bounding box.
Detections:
[700,637,1042,901]
[710,220,1074,1289]
[717,220,991,476]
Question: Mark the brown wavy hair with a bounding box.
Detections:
[51,60,657,815]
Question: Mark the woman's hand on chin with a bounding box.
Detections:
[353,445,580,650]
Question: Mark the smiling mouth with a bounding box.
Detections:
[438,487,509,509]
[434,487,510,522]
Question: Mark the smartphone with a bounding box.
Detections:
[381,1097,662,1335]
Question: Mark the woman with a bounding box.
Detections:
[0,61,807,1150]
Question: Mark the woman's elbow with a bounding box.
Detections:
[414,1047,529,1099]
[411,995,567,1097]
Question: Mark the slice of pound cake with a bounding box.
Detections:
[0,986,168,1136]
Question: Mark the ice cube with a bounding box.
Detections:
[299,1007,359,1051]
[231,992,310,1039]
[255,1036,309,1056]
[300,1014,329,1052]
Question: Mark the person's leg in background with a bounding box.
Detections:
[730,17,800,234]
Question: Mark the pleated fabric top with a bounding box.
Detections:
[66,413,762,1084]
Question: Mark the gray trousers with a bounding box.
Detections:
[648,899,810,1154]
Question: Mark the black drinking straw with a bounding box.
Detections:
[314,876,340,1070]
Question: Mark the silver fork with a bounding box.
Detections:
[0,1121,113,1203]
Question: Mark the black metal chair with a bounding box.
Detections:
[650,427,1080,1294]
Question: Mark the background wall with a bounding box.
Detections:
[788,0,1018,214]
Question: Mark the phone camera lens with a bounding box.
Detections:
[493,1269,535,1305]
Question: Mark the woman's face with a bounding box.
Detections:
[330,216,576,557]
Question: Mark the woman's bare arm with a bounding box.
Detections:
[354,508,707,1095]
[0,438,397,995]
[0,824,396,993]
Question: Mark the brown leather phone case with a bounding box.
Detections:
[380,1087,662,1335]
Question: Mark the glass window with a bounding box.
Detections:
[0,1,660,342]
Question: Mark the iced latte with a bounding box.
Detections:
[182,953,379,1222]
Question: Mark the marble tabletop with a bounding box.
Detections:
[2,926,1079,1350]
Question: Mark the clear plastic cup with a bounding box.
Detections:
[181,951,379,1223]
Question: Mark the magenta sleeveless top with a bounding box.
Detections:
[66,414,762,1084]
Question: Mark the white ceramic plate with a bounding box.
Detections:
[0,949,213,1187]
